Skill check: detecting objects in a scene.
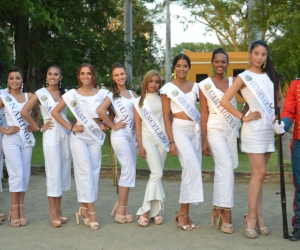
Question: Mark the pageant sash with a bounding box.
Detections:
[1,92,35,147]
[239,71,275,127]
[36,88,71,138]
[62,89,106,145]
[108,92,136,144]
[161,82,200,126]
[199,78,240,137]
[134,97,169,152]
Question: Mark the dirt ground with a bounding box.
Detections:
[0,175,297,250]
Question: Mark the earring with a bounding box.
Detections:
[173,70,176,80]
[262,61,266,70]
[186,71,190,80]
[211,68,215,77]
[21,83,24,92]
[59,80,62,89]
[46,79,48,87]
[249,61,252,67]
[225,68,228,77]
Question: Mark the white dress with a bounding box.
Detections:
[240,71,275,153]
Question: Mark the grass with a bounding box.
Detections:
[31,104,291,172]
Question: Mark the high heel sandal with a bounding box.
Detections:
[75,207,90,226]
[137,215,149,227]
[257,216,269,236]
[211,207,233,234]
[59,216,68,224]
[152,214,163,225]
[242,214,258,239]
[125,206,133,223]
[8,204,20,227]
[87,211,99,230]
[18,204,27,226]
[174,210,193,231]
[49,211,61,228]
[110,202,126,224]
[0,211,7,221]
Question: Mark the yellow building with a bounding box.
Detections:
[185,50,249,102]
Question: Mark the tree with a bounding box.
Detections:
[171,42,220,57]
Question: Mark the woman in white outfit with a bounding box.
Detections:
[200,48,249,234]
[134,70,167,227]
[161,54,203,231]
[21,65,71,228]
[0,66,39,227]
[0,90,7,193]
[52,63,108,230]
[220,40,284,238]
[98,62,138,224]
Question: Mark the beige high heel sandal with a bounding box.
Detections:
[8,204,20,227]
[174,210,193,231]
[257,216,269,235]
[49,211,61,228]
[111,202,126,224]
[18,204,27,226]
[75,207,90,225]
[87,211,99,230]
[242,214,258,239]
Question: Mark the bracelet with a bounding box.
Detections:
[240,114,245,122]
[169,141,175,145]
[70,124,76,135]
[38,125,43,132]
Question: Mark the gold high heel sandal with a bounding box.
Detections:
[48,211,61,228]
[8,204,20,227]
[257,216,269,236]
[174,210,193,231]
[87,211,99,230]
[111,202,126,224]
[75,207,90,225]
[242,214,258,239]
[18,204,27,226]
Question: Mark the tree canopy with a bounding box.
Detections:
[0,0,162,91]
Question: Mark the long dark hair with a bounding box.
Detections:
[250,40,279,91]
[47,64,65,96]
[7,66,24,91]
[110,62,126,99]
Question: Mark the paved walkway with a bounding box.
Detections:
[0,176,297,249]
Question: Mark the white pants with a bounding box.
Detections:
[207,127,238,208]
[70,131,102,203]
[111,129,137,188]
[3,133,32,192]
[136,134,166,217]
[43,129,71,197]
[172,118,203,204]
[0,133,4,192]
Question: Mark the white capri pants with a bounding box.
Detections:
[111,129,137,188]
[43,128,71,197]
[207,126,238,208]
[2,133,32,192]
[136,134,166,218]
[172,118,203,204]
[70,130,102,203]
[0,133,4,192]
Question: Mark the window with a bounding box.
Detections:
[233,69,245,77]
[196,74,208,83]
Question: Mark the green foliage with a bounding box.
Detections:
[171,42,221,57]
[0,0,162,90]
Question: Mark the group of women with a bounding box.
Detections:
[0,40,284,239]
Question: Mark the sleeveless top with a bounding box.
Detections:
[4,93,28,126]
[170,83,199,114]
[75,89,108,119]
[141,93,164,137]
[207,77,237,113]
